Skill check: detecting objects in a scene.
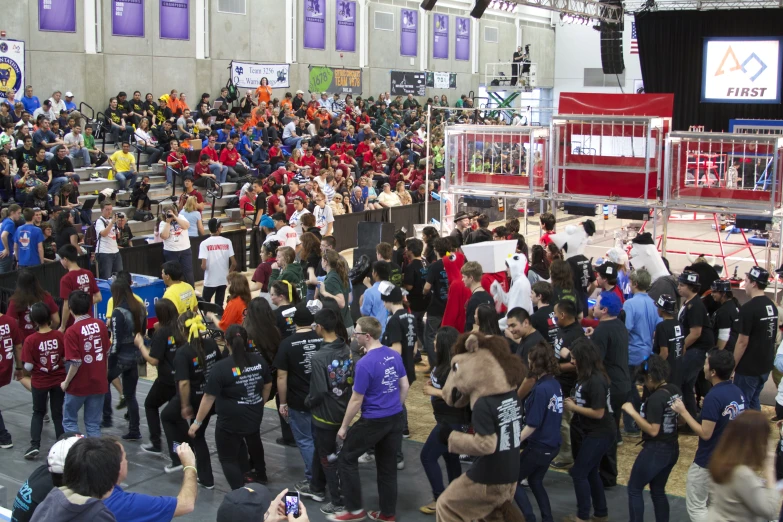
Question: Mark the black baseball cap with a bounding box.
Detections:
[747,266,770,285]
[216,483,271,522]
[655,294,677,314]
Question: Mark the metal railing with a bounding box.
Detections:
[484,62,537,90]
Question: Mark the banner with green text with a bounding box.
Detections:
[308,66,363,95]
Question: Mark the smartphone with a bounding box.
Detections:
[172,442,181,453]
[284,492,300,517]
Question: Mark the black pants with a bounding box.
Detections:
[144,379,176,449]
[338,412,404,515]
[161,394,214,486]
[193,176,217,189]
[104,359,140,436]
[599,388,627,487]
[31,384,65,448]
[202,285,226,307]
[215,424,266,490]
[312,424,342,504]
[273,387,295,443]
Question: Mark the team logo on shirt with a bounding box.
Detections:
[168,336,176,345]
[192,357,199,367]
[84,342,91,351]
[39,357,46,366]
[84,354,93,364]
[767,305,775,316]
[722,401,744,419]
[232,367,242,376]
[548,394,563,413]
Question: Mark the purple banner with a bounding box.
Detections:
[112,0,144,38]
[39,0,76,33]
[160,0,189,40]
[455,16,469,61]
[400,9,418,57]
[335,1,356,52]
[433,14,448,60]
[304,0,326,50]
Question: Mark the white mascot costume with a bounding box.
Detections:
[549,220,595,260]
[629,232,679,308]
[491,253,533,329]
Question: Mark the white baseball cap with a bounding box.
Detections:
[65,92,74,98]
[48,434,85,474]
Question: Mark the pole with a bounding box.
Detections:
[424,104,432,225]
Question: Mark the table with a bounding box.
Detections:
[96,274,166,328]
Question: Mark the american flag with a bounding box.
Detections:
[630,22,639,54]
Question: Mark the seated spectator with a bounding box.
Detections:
[130,175,152,211]
[63,125,90,167]
[108,141,136,192]
[15,163,44,199]
[219,140,249,178]
[48,146,75,196]
[165,140,193,189]
[83,125,107,167]
[377,183,402,208]
[396,181,412,205]
[104,97,131,144]
[133,118,163,168]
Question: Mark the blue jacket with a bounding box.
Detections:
[360,282,388,335]
[623,292,661,366]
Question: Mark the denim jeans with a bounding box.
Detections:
[209,164,228,184]
[31,385,65,448]
[63,393,104,437]
[733,372,769,411]
[69,147,91,166]
[115,171,137,191]
[570,430,612,520]
[680,348,707,418]
[627,441,679,522]
[288,408,315,481]
[514,442,558,522]
[138,146,162,167]
[48,176,68,196]
[163,248,194,288]
[283,136,302,150]
[104,359,140,436]
[420,422,463,499]
[311,425,342,503]
[95,252,123,280]
[166,167,194,186]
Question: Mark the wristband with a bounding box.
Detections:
[193,419,202,426]
[182,466,197,474]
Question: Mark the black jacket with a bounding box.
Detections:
[306,338,353,429]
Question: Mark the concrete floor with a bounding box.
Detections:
[0,379,689,521]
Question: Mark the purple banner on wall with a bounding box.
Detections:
[304,0,326,50]
[335,1,356,52]
[433,14,448,60]
[455,16,469,61]
[112,0,145,38]
[400,9,418,57]
[39,0,76,33]
[160,0,189,40]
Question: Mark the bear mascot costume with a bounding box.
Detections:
[629,232,680,310]
[549,219,596,313]
[491,253,533,329]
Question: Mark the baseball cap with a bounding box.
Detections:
[379,281,403,303]
[293,301,315,326]
[259,215,274,229]
[208,218,222,234]
[654,294,677,314]
[65,92,74,98]
[596,261,618,279]
[216,483,271,522]
[747,265,770,285]
[48,433,85,474]
[678,270,700,286]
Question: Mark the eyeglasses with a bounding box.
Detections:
[353,331,368,337]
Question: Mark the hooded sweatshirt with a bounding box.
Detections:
[269,261,306,299]
[31,487,116,522]
[306,337,353,429]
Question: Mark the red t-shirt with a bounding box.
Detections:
[0,315,24,387]
[540,232,553,246]
[194,162,211,179]
[252,260,273,292]
[267,194,282,216]
[203,146,220,162]
[179,189,204,208]
[64,317,110,396]
[167,152,189,169]
[22,330,65,389]
[60,269,99,327]
[239,195,255,214]
[356,142,370,157]
[285,190,308,219]
[7,293,59,340]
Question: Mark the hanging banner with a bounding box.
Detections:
[39,0,76,32]
[391,71,426,96]
[335,1,356,52]
[232,61,291,89]
[426,72,457,89]
[112,0,145,38]
[400,9,418,58]
[455,16,470,61]
[309,66,362,95]
[433,14,449,60]
[304,0,326,50]
[0,40,25,100]
[160,0,189,40]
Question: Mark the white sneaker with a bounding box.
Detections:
[358,452,375,464]
[396,458,405,470]
[164,464,183,473]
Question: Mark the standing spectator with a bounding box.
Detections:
[359,261,390,335]
[422,237,449,366]
[313,193,335,236]
[0,305,22,450]
[710,280,739,351]
[0,204,20,273]
[58,244,101,330]
[653,294,684,385]
[318,250,354,334]
[161,261,198,314]
[94,202,123,279]
[14,207,44,268]
[461,261,493,332]
[403,238,428,349]
[7,270,60,342]
[160,206,194,287]
[198,218,236,305]
[108,141,136,192]
[179,196,205,237]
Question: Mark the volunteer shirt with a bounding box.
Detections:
[273,331,323,411]
[148,326,179,387]
[64,317,110,396]
[21,330,65,389]
[163,281,198,314]
[403,259,429,312]
[465,290,493,332]
[275,304,297,339]
[712,300,739,353]
[591,318,631,398]
[198,236,235,288]
[205,352,271,434]
[639,383,681,444]
[109,150,135,173]
[381,309,418,385]
[94,217,119,254]
[272,225,300,249]
[524,375,563,449]
[531,304,559,347]
[10,465,52,522]
[159,220,191,252]
[104,485,177,522]
[0,315,23,387]
[693,381,747,467]
[14,224,43,266]
[571,373,615,438]
[59,269,99,326]
[516,330,545,362]
[653,319,685,367]
[736,295,779,377]
[353,346,406,419]
[173,339,221,404]
[467,391,522,485]
[425,259,449,317]
[678,296,714,352]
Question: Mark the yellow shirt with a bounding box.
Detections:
[109,150,136,173]
[163,281,198,314]
[105,294,145,318]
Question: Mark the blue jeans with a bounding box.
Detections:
[69,147,91,166]
[514,443,558,522]
[48,176,68,196]
[163,248,194,288]
[570,431,612,520]
[733,372,770,411]
[166,167,194,186]
[115,171,137,191]
[209,164,228,184]
[420,422,463,499]
[628,441,679,522]
[284,136,302,150]
[95,252,123,280]
[288,408,315,481]
[63,393,104,437]
[680,348,707,419]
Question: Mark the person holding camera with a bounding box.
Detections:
[94,202,123,279]
[159,206,195,287]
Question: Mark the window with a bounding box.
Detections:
[484,26,498,43]
[374,11,394,31]
[218,0,246,15]
[583,68,625,87]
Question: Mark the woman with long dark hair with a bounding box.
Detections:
[300,232,322,301]
[563,338,614,522]
[189,324,273,489]
[270,280,299,339]
[53,209,79,250]
[419,327,470,514]
[528,245,549,286]
[550,260,579,315]
[421,226,439,265]
[473,303,502,336]
[318,249,354,334]
[7,270,60,342]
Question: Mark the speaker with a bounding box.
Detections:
[735,215,772,230]
[420,0,438,10]
[600,24,624,75]
[564,203,597,217]
[616,206,649,221]
[357,221,394,249]
[469,0,490,18]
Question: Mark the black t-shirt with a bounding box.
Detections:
[388,261,403,287]
[205,352,272,434]
[640,383,681,445]
[304,254,320,291]
[530,304,558,346]
[429,367,471,425]
[173,339,222,405]
[712,300,740,353]
[381,308,418,384]
[54,225,78,250]
[572,373,615,437]
[149,326,179,387]
[553,321,584,395]
[42,237,56,260]
[736,295,779,376]
[15,146,36,169]
[467,391,521,485]
[117,224,133,248]
[254,192,267,224]
[678,296,714,352]
[403,259,429,312]
[273,331,323,411]
[49,155,73,178]
[591,318,631,397]
[11,465,53,522]
[105,107,123,125]
[129,99,145,115]
[517,330,545,362]
[425,259,448,317]
[465,290,493,332]
[653,319,685,367]
[275,304,297,339]
[30,158,50,183]
[144,100,158,116]
[567,255,595,312]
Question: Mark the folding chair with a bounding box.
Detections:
[197,300,225,341]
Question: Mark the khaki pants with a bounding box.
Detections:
[436,474,519,522]
[686,462,711,522]
[555,408,574,464]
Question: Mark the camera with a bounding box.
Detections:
[115,212,126,220]
[524,44,530,54]
[166,210,175,219]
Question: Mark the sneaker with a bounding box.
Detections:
[276,437,297,448]
[43,414,50,424]
[164,464,183,473]
[296,481,326,502]
[321,502,346,515]
[358,452,375,464]
[520,478,529,488]
[617,438,624,447]
[0,440,12,449]
[122,433,142,442]
[327,511,367,522]
[396,458,405,470]
[419,500,437,515]
[24,446,40,459]
[198,480,215,490]
[102,419,113,429]
[116,395,127,410]
[140,443,162,455]
[624,430,642,438]
[368,511,396,521]
[402,429,411,439]
[549,460,573,470]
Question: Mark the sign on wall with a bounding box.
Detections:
[336,1,356,52]
[455,17,469,61]
[391,71,426,96]
[0,40,25,100]
[232,61,291,89]
[309,66,362,95]
[112,0,144,38]
[702,37,782,104]
[39,0,76,33]
[426,72,457,89]
[433,14,449,60]
[400,9,418,58]
[160,0,189,40]
[304,0,326,50]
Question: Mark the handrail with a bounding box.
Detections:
[95,111,107,152]
[79,102,95,122]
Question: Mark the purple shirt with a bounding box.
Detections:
[353,346,406,419]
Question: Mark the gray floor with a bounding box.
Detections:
[0,379,689,521]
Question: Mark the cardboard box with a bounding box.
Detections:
[189,139,203,151]
[461,240,517,273]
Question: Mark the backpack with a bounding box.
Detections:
[226,79,239,103]
[84,217,108,248]
[134,209,154,222]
